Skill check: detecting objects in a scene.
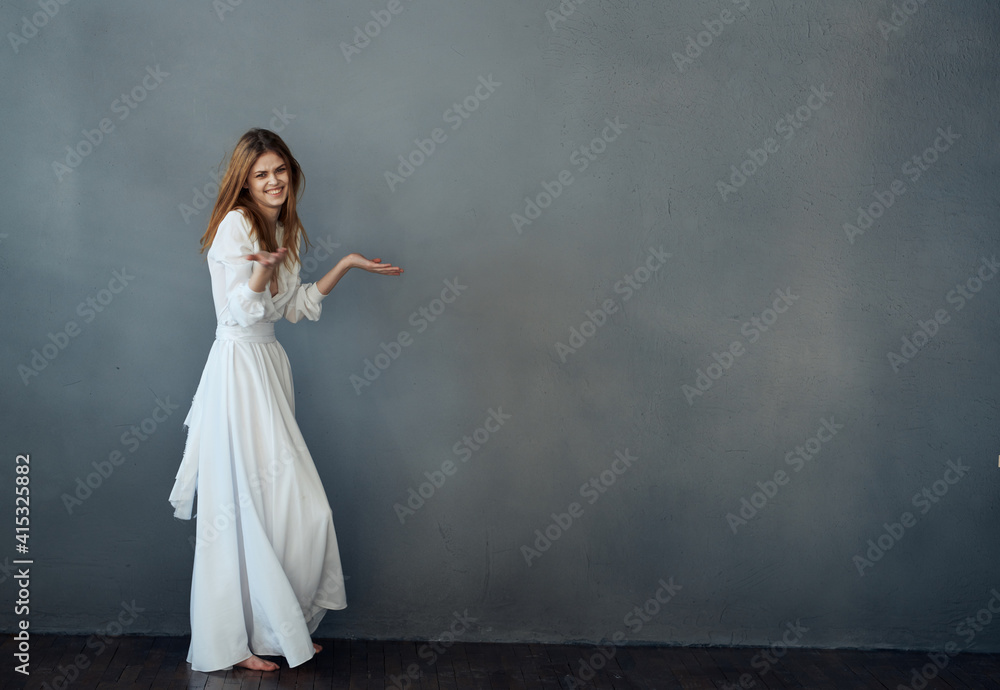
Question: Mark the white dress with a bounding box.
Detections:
[169,209,347,673]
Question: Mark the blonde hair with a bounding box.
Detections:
[199,128,310,267]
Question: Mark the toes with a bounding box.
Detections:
[236,655,280,672]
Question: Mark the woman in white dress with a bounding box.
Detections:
[169,128,402,672]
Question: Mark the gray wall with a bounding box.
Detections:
[3,0,1000,657]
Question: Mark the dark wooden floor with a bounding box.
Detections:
[3,635,1000,689]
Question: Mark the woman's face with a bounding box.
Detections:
[244,150,289,216]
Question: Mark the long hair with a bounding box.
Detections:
[199,128,310,267]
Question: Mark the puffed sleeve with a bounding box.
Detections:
[282,242,328,324]
[209,211,274,327]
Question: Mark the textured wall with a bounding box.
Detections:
[2,0,1000,662]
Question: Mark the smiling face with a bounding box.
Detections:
[243,150,289,221]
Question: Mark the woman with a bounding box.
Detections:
[169,128,402,672]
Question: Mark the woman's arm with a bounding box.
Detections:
[281,251,403,324]
[211,211,282,328]
[316,253,403,295]
[247,247,287,293]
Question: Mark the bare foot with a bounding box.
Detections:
[313,642,323,653]
[235,654,279,672]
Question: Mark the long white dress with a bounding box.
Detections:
[169,209,347,673]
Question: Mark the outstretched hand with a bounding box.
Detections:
[246,247,288,268]
[351,253,403,276]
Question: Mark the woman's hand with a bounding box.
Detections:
[246,247,288,268]
[246,247,287,293]
[348,252,403,276]
[315,252,403,296]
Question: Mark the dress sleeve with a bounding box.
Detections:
[210,211,272,328]
[282,237,328,324]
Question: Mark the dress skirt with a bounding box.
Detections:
[169,322,347,673]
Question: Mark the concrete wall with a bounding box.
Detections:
[3,0,1000,656]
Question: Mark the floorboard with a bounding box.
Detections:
[5,637,1000,689]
